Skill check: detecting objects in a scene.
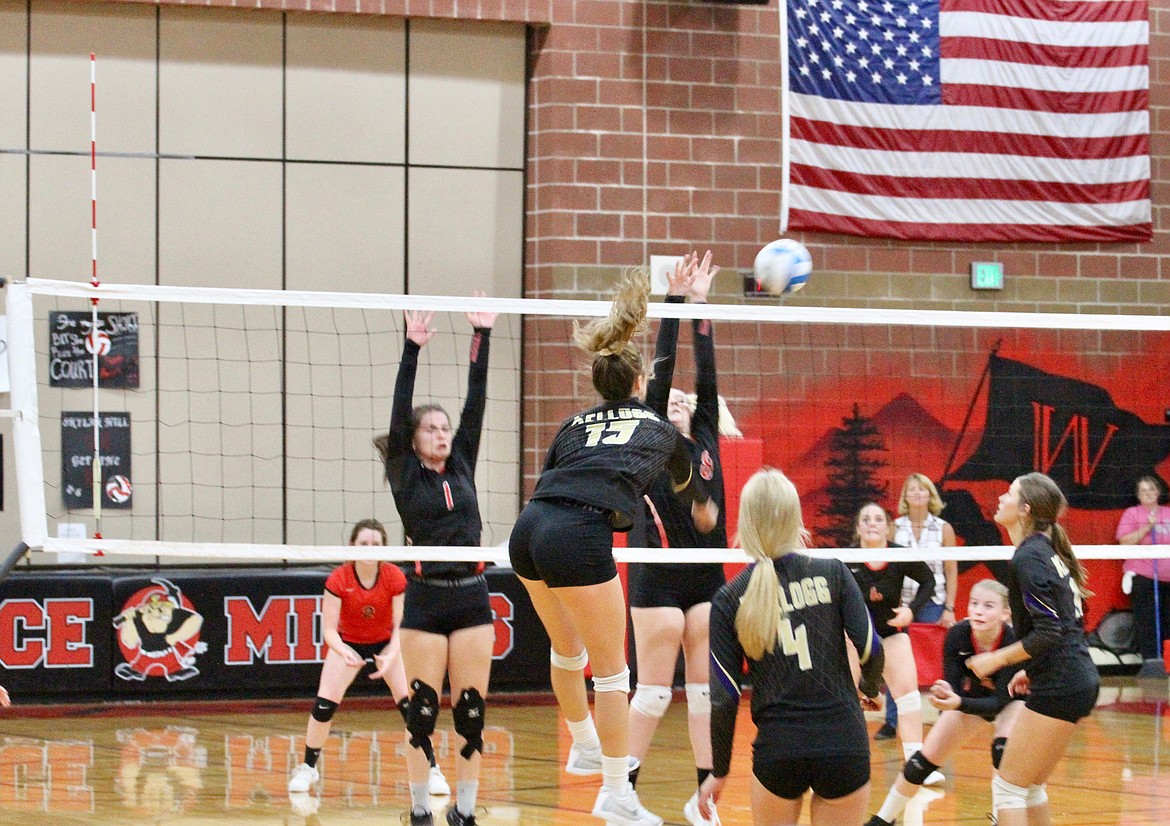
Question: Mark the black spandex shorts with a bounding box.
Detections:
[1026,683,1099,724]
[400,577,493,635]
[752,752,870,801]
[344,639,391,662]
[628,562,725,610]
[509,498,617,588]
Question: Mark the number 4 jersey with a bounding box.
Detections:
[708,554,884,775]
[531,398,708,531]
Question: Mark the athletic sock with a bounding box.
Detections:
[410,782,431,814]
[878,788,913,823]
[567,715,601,751]
[304,746,321,768]
[456,780,479,816]
[697,767,712,788]
[602,754,632,797]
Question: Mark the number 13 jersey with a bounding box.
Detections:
[531,398,702,532]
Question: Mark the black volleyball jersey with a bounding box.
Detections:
[531,398,707,531]
[642,296,727,550]
[384,330,490,579]
[942,620,1022,720]
[1006,532,1098,696]
[709,554,884,777]
[846,549,935,638]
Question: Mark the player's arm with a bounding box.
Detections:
[321,590,362,666]
[454,317,493,467]
[387,314,429,461]
[941,624,966,690]
[839,562,884,696]
[905,560,938,617]
[689,251,720,434]
[645,294,683,416]
[372,592,406,681]
[708,589,744,778]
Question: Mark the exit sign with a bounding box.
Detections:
[970,261,1004,290]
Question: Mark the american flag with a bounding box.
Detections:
[785,0,1151,242]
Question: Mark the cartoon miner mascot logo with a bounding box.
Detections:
[114,578,207,682]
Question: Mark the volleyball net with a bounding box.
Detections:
[7,276,1170,572]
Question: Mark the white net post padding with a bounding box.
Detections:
[7,280,49,548]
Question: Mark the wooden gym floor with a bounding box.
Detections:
[0,676,1166,825]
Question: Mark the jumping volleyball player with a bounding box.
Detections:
[699,468,884,826]
[509,270,717,826]
[866,579,1023,826]
[967,473,1098,826]
[374,303,497,826]
[627,250,730,826]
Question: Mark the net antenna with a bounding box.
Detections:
[87,52,105,543]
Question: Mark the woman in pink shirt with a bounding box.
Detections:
[1116,475,1170,660]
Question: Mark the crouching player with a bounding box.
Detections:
[866,580,1023,826]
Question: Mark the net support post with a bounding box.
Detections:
[7,281,49,548]
[0,543,29,583]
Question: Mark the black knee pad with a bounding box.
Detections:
[311,697,339,723]
[407,679,440,750]
[992,737,1008,770]
[453,687,486,759]
[902,751,940,786]
[397,696,411,724]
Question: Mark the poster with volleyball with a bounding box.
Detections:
[61,411,132,509]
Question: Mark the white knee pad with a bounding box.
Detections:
[894,691,922,715]
[685,682,710,715]
[631,684,672,718]
[1027,784,1048,806]
[992,775,1029,812]
[591,666,631,694]
[550,647,588,672]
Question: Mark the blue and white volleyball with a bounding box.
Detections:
[753,238,812,295]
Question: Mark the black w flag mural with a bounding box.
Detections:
[949,355,1170,510]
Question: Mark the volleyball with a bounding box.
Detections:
[753,238,812,295]
[106,474,132,503]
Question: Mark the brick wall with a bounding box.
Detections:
[87,0,1170,500]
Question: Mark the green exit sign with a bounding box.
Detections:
[970,261,1004,290]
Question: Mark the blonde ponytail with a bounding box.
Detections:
[734,468,809,659]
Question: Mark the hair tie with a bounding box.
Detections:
[597,341,629,358]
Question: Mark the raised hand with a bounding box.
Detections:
[667,253,698,296]
[689,249,720,303]
[465,290,497,330]
[405,310,435,347]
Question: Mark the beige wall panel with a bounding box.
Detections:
[0,1,27,148]
[159,7,281,159]
[283,306,392,546]
[159,158,281,289]
[29,1,156,154]
[286,15,406,164]
[158,158,282,546]
[409,19,525,169]
[409,166,522,537]
[409,168,522,297]
[29,156,154,283]
[285,163,405,293]
[0,155,25,281]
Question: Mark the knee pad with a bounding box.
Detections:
[311,697,338,723]
[991,737,1007,770]
[630,684,672,718]
[550,647,588,672]
[901,751,940,786]
[685,682,711,715]
[453,688,486,759]
[1027,784,1048,807]
[592,666,631,694]
[407,679,440,750]
[894,691,922,715]
[992,775,1029,812]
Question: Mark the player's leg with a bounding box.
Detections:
[993,707,1077,826]
[289,649,360,791]
[882,634,939,780]
[402,628,450,825]
[749,765,804,826]
[446,622,495,826]
[381,645,449,795]
[680,601,715,826]
[869,711,979,825]
[628,606,683,775]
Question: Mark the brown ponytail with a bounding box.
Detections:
[574,270,649,401]
[1016,472,1092,600]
